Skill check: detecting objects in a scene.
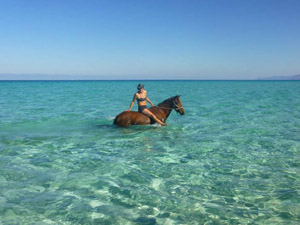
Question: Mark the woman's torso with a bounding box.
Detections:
[136,91,147,106]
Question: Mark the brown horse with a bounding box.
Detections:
[114,95,185,127]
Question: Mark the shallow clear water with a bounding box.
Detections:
[0,80,300,224]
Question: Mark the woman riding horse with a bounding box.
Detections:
[127,83,167,126]
[114,94,185,127]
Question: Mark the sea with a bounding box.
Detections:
[0,80,299,225]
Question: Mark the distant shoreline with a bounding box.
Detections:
[257,74,300,80]
[1,74,299,81]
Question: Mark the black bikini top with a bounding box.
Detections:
[136,91,146,101]
[137,97,146,102]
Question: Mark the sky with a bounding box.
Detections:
[0,0,300,80]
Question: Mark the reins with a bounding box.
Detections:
[155,106,184,110]
[155,100,184,112]
[155,106,173,109]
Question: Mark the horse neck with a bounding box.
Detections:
[157,100,173,120]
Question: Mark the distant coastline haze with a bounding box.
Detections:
[1,73,300,80]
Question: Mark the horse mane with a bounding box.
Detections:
[157,96,177,107]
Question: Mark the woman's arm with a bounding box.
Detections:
[146,97,154,107]
[127,94,136,111]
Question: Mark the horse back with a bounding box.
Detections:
[114,111,151,127]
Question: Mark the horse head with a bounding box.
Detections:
[173,95,185,115]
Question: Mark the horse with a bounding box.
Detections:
[113,95,185,127]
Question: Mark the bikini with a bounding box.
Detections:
[137,97,147,113]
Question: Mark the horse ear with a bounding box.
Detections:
[174,95,181,100]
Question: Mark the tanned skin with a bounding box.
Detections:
[127,88,167,126]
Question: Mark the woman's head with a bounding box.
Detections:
[137,83,144,91]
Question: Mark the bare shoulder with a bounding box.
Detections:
[132,93,137,100]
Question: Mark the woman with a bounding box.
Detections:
[127,83,167,126]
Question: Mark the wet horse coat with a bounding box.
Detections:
[114,96,185,127]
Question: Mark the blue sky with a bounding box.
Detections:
[0,0,300,79]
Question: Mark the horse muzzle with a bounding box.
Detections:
[176,107,185,115]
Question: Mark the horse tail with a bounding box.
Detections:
[113,115,119,125]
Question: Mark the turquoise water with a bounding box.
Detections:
[0,80,300,224]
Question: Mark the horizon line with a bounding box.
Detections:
[0,79,298,82]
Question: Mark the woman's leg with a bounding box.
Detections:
[142,109,167,126]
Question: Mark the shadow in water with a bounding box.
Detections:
[95,123,162,136]
[95,124,116,129]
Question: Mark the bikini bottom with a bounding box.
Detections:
[138,105,147,113]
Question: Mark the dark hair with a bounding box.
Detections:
[137,83,144,90]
